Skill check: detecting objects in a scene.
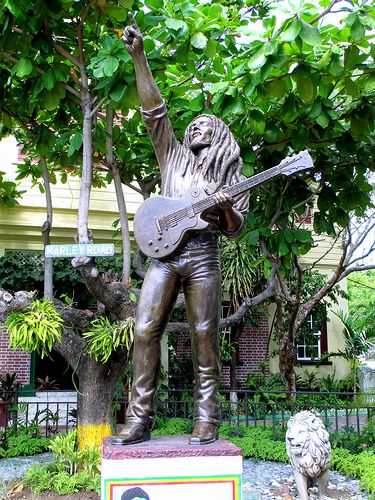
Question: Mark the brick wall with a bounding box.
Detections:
[175,314,270,389]
[0,327,31,385]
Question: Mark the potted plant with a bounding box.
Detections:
[0,372,19,427]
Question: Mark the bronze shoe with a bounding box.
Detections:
[112,422,151,446]
[188,421,218,445]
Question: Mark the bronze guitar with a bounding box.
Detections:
[134,150,314,259]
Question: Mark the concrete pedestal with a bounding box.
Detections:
[101,435,242,500]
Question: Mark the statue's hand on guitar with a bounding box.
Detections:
[212,190,235,211]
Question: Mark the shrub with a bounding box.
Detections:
[330,425,374,455]
[0,428,50,458]
[220,423,374,494]
[152,418,194,436]
[331,449,375,493]
[23,464,100,495]
[5,433,50,457]
[295,392,347,407]
[23,463,56,494]
[22,431,101,495]
[220,425,289,463]
[226,426,245,438]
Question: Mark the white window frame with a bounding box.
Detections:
[296,314,322,361]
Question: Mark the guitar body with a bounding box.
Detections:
[134,186,210,259]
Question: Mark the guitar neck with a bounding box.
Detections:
[226,164,283,198]
[191,164,282,215]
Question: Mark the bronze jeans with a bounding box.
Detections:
[126,235,221,428]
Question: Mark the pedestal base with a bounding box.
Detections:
[101,435,242,500]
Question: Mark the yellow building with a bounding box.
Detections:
[0,136,143,255]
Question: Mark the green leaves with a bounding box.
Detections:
[221,238,263,309]
[189,93,205,112]
[280,17,301,42]
[0,171,23,207]
[68,133,83,157]
[44,86,66,111]
[15,58,33,77]
[292,66,317,103]
[248,109,266,135]
[299,21,321,47]
[83,316,135,363]
[247,47,267,70]
[350,18,365,43]
[313,212,335,235]
[296,76,316,103]
[190,32,207,50]
[165,18,187,31]
[88,37,129,79]
[6,299,63,358]
[102,56,119,77]
[101,5,128,22]
[145,0,164,8]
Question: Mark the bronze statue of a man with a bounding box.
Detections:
[113,14,249,446]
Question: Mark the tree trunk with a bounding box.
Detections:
[76,355,124,447]
[279,329,296,399]
[40,156,53,298]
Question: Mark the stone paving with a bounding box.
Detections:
[0,453,370,499]
[0,452,54,483]
[242,459,368,500]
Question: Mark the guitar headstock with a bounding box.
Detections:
[279,150,314,177]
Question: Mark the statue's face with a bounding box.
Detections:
[189,116,213,151]
[286,423,309,456]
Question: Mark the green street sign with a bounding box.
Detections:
[45,244,115,258]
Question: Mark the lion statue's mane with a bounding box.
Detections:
[286,410,331,478]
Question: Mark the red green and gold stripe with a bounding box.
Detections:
[103,474,241,500]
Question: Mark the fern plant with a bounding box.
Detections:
[83,316,134,363]
[49,430,100,476]
[6,299,63,358]
[221,238,263,310]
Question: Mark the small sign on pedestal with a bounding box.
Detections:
[101,436,242,500]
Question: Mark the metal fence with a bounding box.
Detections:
[117,389,375,435]
[1,389,374,436]
[0,398,77,435]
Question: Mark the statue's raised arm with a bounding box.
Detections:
[123,13,163,111]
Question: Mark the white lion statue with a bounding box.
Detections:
[286,410,331,500]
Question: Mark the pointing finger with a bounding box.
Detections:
[128,12,139,30]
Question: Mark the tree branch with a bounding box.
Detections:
[77,261,136,320]
[309,0,340,25]
[90,96,108,118]
[106,106,131,286]
[308,229,343,271]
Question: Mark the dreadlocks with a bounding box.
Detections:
[182,114,243,186]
